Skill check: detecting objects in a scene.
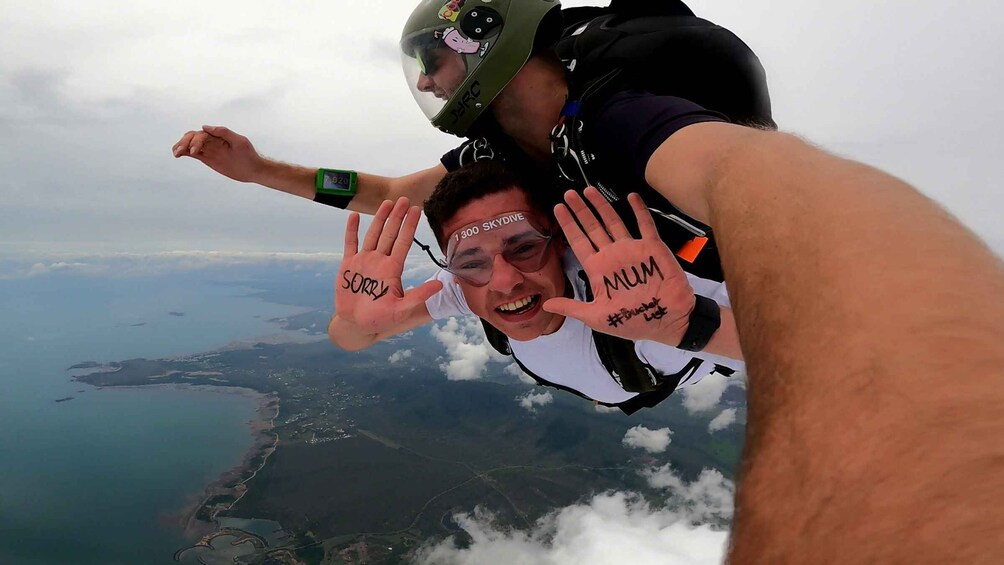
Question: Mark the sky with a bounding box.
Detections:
[1,0,1002,259]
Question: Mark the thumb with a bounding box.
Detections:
[542,297,582,319]
[403,279,444,307]
[202,125,238,142]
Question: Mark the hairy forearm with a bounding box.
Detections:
[702,306,741,360]
[707,132,1004,562]
[348,165,447,215]
[248,161,439,216]
[251,158,317,200]
[648,304,742,360]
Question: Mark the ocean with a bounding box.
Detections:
[0,269,310,564]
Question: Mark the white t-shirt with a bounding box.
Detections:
[425,252,744,405]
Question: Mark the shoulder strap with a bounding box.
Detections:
[479,317,512,355]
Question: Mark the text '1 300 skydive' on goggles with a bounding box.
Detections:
[432,211,554,287]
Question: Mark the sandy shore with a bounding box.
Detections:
[159,386,281,537]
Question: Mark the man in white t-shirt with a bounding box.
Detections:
[328,161,743,414]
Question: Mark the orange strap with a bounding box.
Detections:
[675,236,708,264]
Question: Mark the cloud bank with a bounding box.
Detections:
[416,464,736,565]
[430,317,508,380]
[622,426,673,454]
[680,372,735,414]
[388,349,413,364]
[708,409,738,433]
[517,391,554,413]
[0,250,349,280]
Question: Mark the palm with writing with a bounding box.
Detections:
[543,188,696,346]
[336,197,442,334]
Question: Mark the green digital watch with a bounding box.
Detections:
[314,168,358,209]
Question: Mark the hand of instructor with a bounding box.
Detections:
[173,125,266,184]
[172,125,447,213]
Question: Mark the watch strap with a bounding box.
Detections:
[677,295,721,352]
[314,168,357,209]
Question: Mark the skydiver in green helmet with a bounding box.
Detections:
[174,0,774,283]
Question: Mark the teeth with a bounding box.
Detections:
[498,296,535,312]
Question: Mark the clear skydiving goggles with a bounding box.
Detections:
[425,210,555,287]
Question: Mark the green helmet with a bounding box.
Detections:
[400,0,562,137]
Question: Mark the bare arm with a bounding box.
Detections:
[648,123,1004,562]
[349,165,447,214]
[172,126,446,215]
[327,199,443,352]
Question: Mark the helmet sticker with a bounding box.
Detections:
[438,0,466,22]
[435,27,491,58]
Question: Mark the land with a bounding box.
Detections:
[73,308,745,565]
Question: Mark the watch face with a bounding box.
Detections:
[322,171,353,192]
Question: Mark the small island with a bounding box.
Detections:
[54,396,75,403]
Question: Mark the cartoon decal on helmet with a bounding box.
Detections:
[438,0,466,22]
[434,19,496,58]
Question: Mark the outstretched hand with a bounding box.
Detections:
[336,197,443,334]
[172,125,263,183]
[543,188,696,346]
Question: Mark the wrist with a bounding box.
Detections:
[677,295,722,352]
[314,168,359,209]
[245,154,274,185]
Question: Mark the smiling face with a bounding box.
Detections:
[440,188,568,341]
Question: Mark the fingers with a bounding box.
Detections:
[376,198,411,255]
[583,187,631,240]
[173,126,242,158]
[391,206,423,264]
[181,130,218,156]
[627,193,659,240]
[202,125,238,143]
[554,202,596,261]
[562,190,612,248]
[542,296,590,321]
[403,279,444,308]
[362,200,394,252]
[172,131,196,157]
[343,212,360,259]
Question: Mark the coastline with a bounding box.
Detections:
[167,386,281,537]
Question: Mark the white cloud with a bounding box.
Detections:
[388,349,413,364]
[505,362,537,385]
[416,491,729,565]
[643,465,736,525]
[517,391,554,413]
[623,426,673,454]
[594,404,621,414]
[680,372,734,414]
[708,409,738,433]
[430,317,499,380]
